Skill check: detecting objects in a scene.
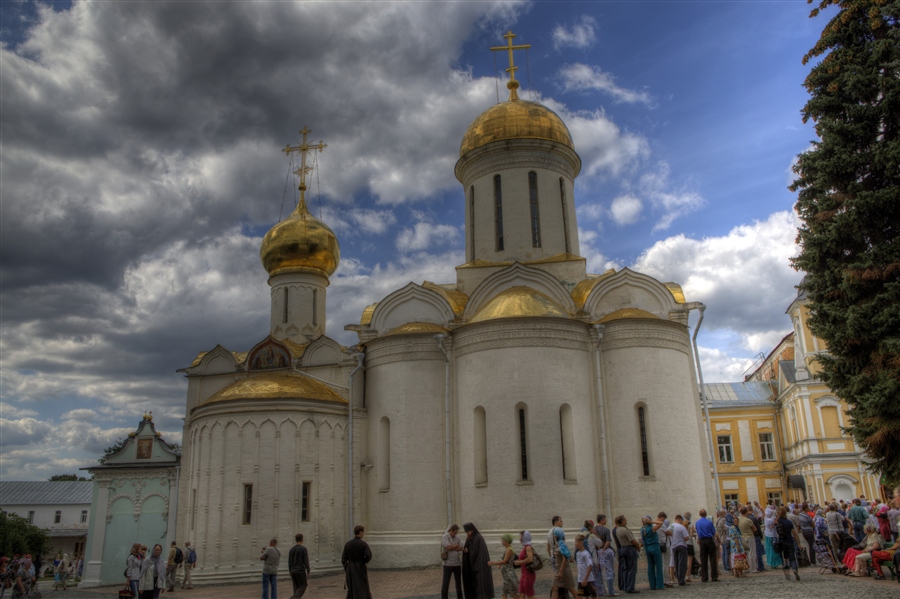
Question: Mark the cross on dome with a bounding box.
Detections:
[490,30,530,101]
[283,126,327,205]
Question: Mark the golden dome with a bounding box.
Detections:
[597,308,660,323]
[260,198,340,278]
[460,100,574,157]
[469,286,568,323]
[198,371,346,408]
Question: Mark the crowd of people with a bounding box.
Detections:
[124,540,197,598]
[0,552,85,597]
[438,486,900,598]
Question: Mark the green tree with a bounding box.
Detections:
[99,438,127,464]
[790,0,900,482]
[0,512,51,559]
[48,474,91,481]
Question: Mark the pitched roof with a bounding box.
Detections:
[780,360,797,384]
[0,481,93,506]
[703,381,775,407]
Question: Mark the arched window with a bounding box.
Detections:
[283,288,289,323]
[469,186,476,260]
[312,289,318,326]
[516,404,530,481]
[637,404,651,476]
[820,406,842,438]
[559,178,570,254]
[559,404,576,481]
[528,171,541,248]
[379,416,391,491]
[474,407,487,485]
[494,175,504,251]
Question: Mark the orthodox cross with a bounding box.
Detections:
[283,126,327,203]
[490,30,530,101]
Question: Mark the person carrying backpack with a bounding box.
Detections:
[166,540,182,592]
[181,541,196,589]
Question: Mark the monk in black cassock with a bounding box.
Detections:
[462,522,495,599]
[341,525,372,599]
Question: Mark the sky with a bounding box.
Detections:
[0,0,831,480]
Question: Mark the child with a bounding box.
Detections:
[574,535,597,597]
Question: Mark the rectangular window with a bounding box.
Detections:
[559,178,570,254]
[27,511,35,524]
[80,510,88,523]
[638,406,650,476]
[54,510,62,524]
[723,493,740,503]
[283,287,289,323]
[717,435,734,463]
[528,171,541,248]
[494,175,504,251]
[74,541,85,556]
[759,432,776,461]
[767,492,783,506]
[301,481,311,522]
[190,489,197,531]
[242,484,253,525]
[469,186,476,260]
[518,408,528,480]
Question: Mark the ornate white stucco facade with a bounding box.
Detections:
[175,79,716,579]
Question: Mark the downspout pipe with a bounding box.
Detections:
[689,304,720,507]
[591,324,612,519]
[435,334,453,527]
[347,351,365,539]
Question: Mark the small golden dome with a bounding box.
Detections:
[260,198,340,278]
[469,286,568,323]
[460,100,574,157]
[199,371,346,408]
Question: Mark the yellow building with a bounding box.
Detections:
[703,286,880,506]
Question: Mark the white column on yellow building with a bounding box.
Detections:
[799,390,819,454]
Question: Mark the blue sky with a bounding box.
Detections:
[0,0,829,479]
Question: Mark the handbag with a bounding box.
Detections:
[118,585,135,599]
[527,552,544,572]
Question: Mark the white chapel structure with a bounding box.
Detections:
[175,33,715,580]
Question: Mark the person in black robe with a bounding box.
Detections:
[342,525,372,599]
[462,522,495,599]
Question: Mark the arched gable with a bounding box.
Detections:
[301,336,345,367]
[247,337,292,371]
[583,268,678,321]
[370,282,456,332]
[199,345,239,375]
[463,262,576,320]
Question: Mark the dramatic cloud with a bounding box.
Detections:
[638,161,704,232]
[609,194,643,225]
[634,210,803,355]
[558,63,654,106]
[396,222,461,253]
[552,17,597,50]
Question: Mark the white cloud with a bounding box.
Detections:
[552,17,597,50]
[610,194,643,225]
[558,63,654,106]
[696,347,756,383]
[639,161,704,232]
[396,222,460,253]
[578,228,621,275]
[635,210,802,337]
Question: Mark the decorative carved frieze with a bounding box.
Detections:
[366,337,444,368]
[455,320,590,357]
[600,320,690,355]
[458,145,579,188]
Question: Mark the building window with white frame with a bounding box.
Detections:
[723,493,740,503]
[81,510,88,523]
[759,432,776,461]
[766,491,783,506]
[717,435,734,463]
[27,511,35,524]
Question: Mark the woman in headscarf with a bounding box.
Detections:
[813,508,838,572]
[513,531,536,599]
[764,506,784,569]
[487,534,517,599]
[139,544,167,599]
[842,523,883,576]
[462,523,494,599]
[54,552,72,590]
[727,521,747,578]
[551,528,577,599]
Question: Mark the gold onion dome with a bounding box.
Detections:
[459,99,574,157]
[469,286,568,323]
[260,197,340,278]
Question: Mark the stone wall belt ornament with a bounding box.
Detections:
[461,152,576,187]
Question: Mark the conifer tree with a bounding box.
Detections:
[790,0,900,483]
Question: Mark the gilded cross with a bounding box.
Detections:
[283,126,327,202]
[490,30,530,101]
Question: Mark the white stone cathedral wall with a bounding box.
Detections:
[181,405,347,581]
[600,319,710,523]
[363,335,448,567]
[452,319,598,538]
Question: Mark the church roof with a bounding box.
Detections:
[780,361,797,384]
[459,100,575,157]
[198,371,346,409]
[469,286,568,323]
[0,481,93,506]
[703,381,775,407]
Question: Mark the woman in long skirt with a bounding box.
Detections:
[764,507,784,569]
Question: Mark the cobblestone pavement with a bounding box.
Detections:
[57,565,900,599]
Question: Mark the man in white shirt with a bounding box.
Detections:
[574,535,596,596]
[670,515,690,586]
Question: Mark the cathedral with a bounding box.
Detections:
[175,33,715,580]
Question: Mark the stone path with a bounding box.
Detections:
[57,565,900,599]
